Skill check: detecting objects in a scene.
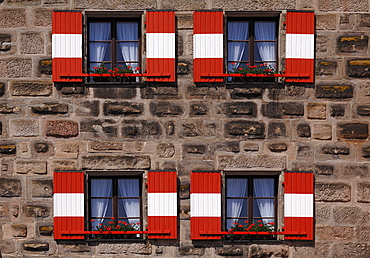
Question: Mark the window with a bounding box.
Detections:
[225,176,277,235]
[227,18,278,82]
[89,174,142,239]
[87,18,140,82]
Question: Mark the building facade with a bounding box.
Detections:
[0,0,370,257]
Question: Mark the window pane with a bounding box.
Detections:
[253,199,274,217]
[118,199,140,217]
[228,42,249,63]
[91,199,112,217]
[227,199,248,217]
[118,178,140,197]
[254,21,276,40]
[117,22,138,41]
[253,178,274,197]
[89,43,111,63]
[117,42,139,67]
[89,22,111,41]
[228,21,249,40]
[91,179,112,197]
[226,178,248,197]
[254,42,275,62]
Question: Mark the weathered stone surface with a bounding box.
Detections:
[230,88,263,99]
[34,8,52,27]
[225,121,265,139]
[316,60,338,75]
[12,224,27,237]
[333,206,370,225]
[150,102,184,117]
[321,145,350,155]
[52,160,77,171]
[210,141,240,154]
[356,226,370,242]
[0,34,11,52]
[190,103,208,116]
[262,102,304,118]
[60,84,86,95]
[357,105,370,116]
[80,119,117,138]
[141,86,178,99]
[243,143,259,152]
[269,143,287,152]
[59,244,91,253]
[268,122,286,138]
[104,102,143,116]
[38,225,53,236]
[183,143,207,154]
[177,61,189,74]
[179,203,190,219]
[157,143,175,158]
[222,102,257,117]
[0,143,16,154]
[75,100,99,117]
[82,155,150,170]
[316,205,331,224]
[316,14,337,30]
[314,164,334,175]
[178,246,205,256]
[357,183,370,203]
[23,205,50,218]
[0,58,32,78]
[122,120,161,138]
[46,120,79,138]
[90,141,123,151]
[31,103,69,115]
[75,0,156,9]
[316,226,355,241]
[0,8,27,28]
[20,32,44,54]
[348,60,370,78]
[0,240,16,254]
[312,124,332,140]
[181,122,217,137]
[94,87,136,99]
[315,183,351,202]
[362,145,370,157]
[98,243,152,254]
[23,242,49,251]
[338,123,368,139]
[342,165,368,178]
[307,103,327,120]
[249,245,288,258]
[10,119,38,137]
[297,145,313,159]
[217,246,244,256]
[0,103,20,114]
[218,155,286,170]
[297,123,311,137]
[31,180,53,198]
[11,81,52,96]
[331,105,345,117]
[165,121,175,135]
[34,142,49,153]
[187,85,227,99]
[332,243,370,258]
[15,160,47,174]
[319,0,368,11]
[0,178,21,197]
[39,59,51,75]
[0,82,4,96]
[338,36,368,52]
[316,85,353,98]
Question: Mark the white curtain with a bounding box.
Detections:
[253,178,274,224]
[228,21,249,74]
[118,179,140,225]
[117,22,139,71]
[89,22,111,69]
[226,178,248,230]
[255,21,276,66]
[90,179,112,229]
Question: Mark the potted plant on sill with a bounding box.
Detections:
[228,63,283,83]
[91,218,141,240]
[228,220,276,240]
[88,64,140,83]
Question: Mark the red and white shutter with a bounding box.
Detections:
[146,11,176,82]
[54,171,85,240]
[285,10,315,83]
[190,171,221,240]
[147,170,177,239]
[193,11,224,83]
[52,11,83,82]
[284,171,314,240]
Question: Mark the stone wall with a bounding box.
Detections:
[0,0,370,257]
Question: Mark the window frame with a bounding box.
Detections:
[222,171,279,240]
[84,12,143,84]
[86,171,144,239]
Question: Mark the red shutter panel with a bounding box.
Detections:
[190,171,221,240]
[54,171,85,240]
[146,11,176,82]
[284,171,314,240]
[193,11,224,83]
[285,10,315,83]
[147,170,177,239]
[52,11,83,82]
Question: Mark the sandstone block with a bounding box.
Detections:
[243,143,259,152]
[23,205,50,218]
[217,246,244,256]
[315,205,331,224]
[0,8,26,28]
[297,145,313,159]
[141,86,178,99]
[122,120,161,138]
[348,59,370,78]
[0,58,32,78]
[312,124,332,140]
[357,182,370,202]
[318,0,368,12]
[316,85,353,98]
[183,143,207,154]
[342,165,368,178]
[338,123,368,139]
[104,102,143,116]
[75,100,99,117]
[179,184,190,199]
[90,141,123,151]
[332,243,370,258]
[165,121,175,135]
[333,206,369,225]
[190,103,208,116]
[60,84,86,95]
[80,119,117,138]
[0,34,11,52]
[59,243,92,253]
[23,242,49,251]
[179,204,190,219]
[225,121,265,139]
[0,178,21,197]
[31,180,53,198]
[230,87,263,99]
[0,103,20,114]
[34,8,52,27]
[157,143,175,158]
[307,103,327,120]
[82,155,150,170]
[362,145,370,157]
[297,123,311,137]
[316,14,337,30]
[177,61,189,74]
[178,246,205,256]
[94,87,136,99]
[218,155,286,170]
[314,164,334,175]
[330,105,345,117]
[38,225,53,236]
[39,59,52,75]
[249,245,288,258]
[74,0,156,9]
[321,144,350,155]
[20,32,44,54]
[262,102,304,118]
[11,81,52,96]
[315,183,351,202]
[15,160,47,174]
[210,141,240,154]
[316,60,338,75]
[0,82,4,96]
[338,36,368,52]
[31,103,69,115]
[222,102,257,117]
[269,143,287,152]
[187,85,227,99]
[52,160,77,171]
[181,122,217,137]
[316,226,355,241]
[268,122,286,138]
[356,226,370,241]
[357,105,370,116]
[34,142,49,153]
[0,143,16,154]
[12,224,27,237]
[46,120,78,138]
[150,101,184,117]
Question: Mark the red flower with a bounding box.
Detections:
[229,229,234,231]
[106,226,112,230]
[232,222,238,224]
[93,67,98,69]
[238,67,243,70]
[108,221,114,224]
[90,219,95,222]
[118,221,123,224]
[260,64,264,66]
[259,224,263,227]
[135,67,141,71]
[111,217,115,220]
[99,223,103,226]
[257,220,263,223]
[268,222,275,225]
[127,66,131,69]
[231,62,236,65]
[123,222,127,225]
[108,69,113,73]
[238,225,243,227]
[244,220,249,223]
[136,222,140,225]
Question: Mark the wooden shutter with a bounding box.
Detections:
[147,170,177,239]
[52,11,83,82]
[193,11,224,83]
[54,171,85,240]
[190,171,221,240]
[146,10,176,82]
[284,171,314,240]
[285,10,315,83]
